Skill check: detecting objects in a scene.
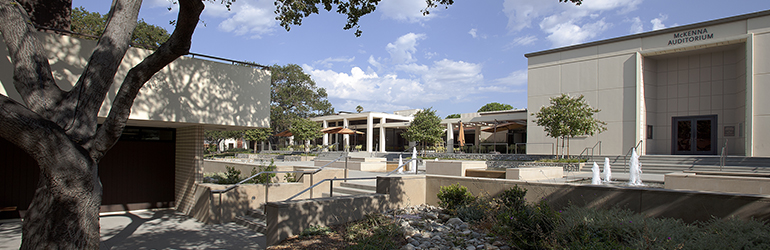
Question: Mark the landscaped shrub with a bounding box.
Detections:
[455,197,494,223]
[345,213,403,250]
[495,199,561,249]
[221,166,242,184]
[247,160,277,184]
[437,183,475,213]
[496,184,527,211]
[300,225,332,238]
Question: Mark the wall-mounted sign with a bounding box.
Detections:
[724,126,735,137]
[668,28,714,46]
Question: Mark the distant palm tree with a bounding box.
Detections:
[356,105,363,113]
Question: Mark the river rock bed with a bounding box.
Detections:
[384,205,511,250]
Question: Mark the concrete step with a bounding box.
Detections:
[234,209,266,234]
[321,186,377,197]
[340,181,377,191]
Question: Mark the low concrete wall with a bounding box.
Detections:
[506,166,563,181]
[424,175,770,223]
[263,175,425,246]
[314,159,387,172]
[186,166,345,224]
[425,160,486,176]
[265,194,392,246]
[204,160,295,181]
[665,172,770,195]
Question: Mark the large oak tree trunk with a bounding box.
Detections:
[21,155,102,249]
[0,0,205,248]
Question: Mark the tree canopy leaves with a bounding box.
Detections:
[289,118,323,142]
[445,114,460,119]
[71,6,170,49]
[401,108,443,147]
[478,102,513,112]
[532,94,606,140]
[271,64,334,133]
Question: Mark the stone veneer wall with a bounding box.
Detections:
[175,125,204,214]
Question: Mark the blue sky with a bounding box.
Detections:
[73,0,770,118]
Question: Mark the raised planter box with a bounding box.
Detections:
[425,160,486,176]
[506,167,563,181]
[519,162,585,172]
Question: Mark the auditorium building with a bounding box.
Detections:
[525,10,770,157]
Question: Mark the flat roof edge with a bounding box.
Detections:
[524,9,770,58]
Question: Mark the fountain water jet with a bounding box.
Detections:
[398,155,404,173]
[592,162,601,184]
[603,157,612,182]
[628,149,644,186]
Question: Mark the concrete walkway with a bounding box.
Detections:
[0,209,266,250]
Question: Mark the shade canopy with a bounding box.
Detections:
[480,122,525,133]
[322,127,364,134]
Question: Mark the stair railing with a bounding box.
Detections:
[284,177,377,201]
[284,157,421,201]
[720,139,728,171]
[210,153,347,223]
[623,140,644,173]
[578,141,602,159]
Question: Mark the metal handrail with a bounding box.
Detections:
[720,139,728,171]
[514,142,554,155]
[578,141,602,159]
[211,153,347,194]
[284,177,377,201]
[623,140,644,173]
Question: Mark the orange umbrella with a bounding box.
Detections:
[321,126,343,133]
[458,121,465,147]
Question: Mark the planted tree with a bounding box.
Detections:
[356,105,363,113]
[477,102,513,112]
[289,118,323,153]
[532,94,606,157]
[445,113,461,119]
[271,64,335,134]
[401,108,443,153]
[204,130,243,153]
[71,6,170,49]
[244,128,272,153]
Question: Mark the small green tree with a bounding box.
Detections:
[244,128,272,153]
[289,118,323,152]
[71,6,171,49]
[478,102,514,112]
[356,105,363,113]
[204,130,243,152]
[401,108,443,153]
[532,94,606,157]
[445,114,461,119]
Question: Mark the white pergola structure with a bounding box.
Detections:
[310,110,417,152]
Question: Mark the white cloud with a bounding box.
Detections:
[511,35,538,46]
[202,1,231,18]
[629,17,643,34]
[217,0,277,38]
[304,58,484,109]
[368,55,383,71]
[651,14,668,30]
[386,33,426,64]
[313,57,355,68]
[469,28,478,38]
[502,0,640,47]
[542,18,611,47]
[378,0,435,23]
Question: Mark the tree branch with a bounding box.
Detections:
[90,0,204,161]
[0,0,64,116]
[64,0,141,144]
[0,94,75,163]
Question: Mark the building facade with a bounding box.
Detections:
[0,32,270,218]
[526,10,770,157]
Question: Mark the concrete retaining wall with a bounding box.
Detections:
[425,160,486,176]
[665,172,770,195]
[424,175,770,223]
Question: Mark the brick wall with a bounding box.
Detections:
[175,125,204,214]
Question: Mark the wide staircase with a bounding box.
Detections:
[233,208,267,234]
[584,155,770,174]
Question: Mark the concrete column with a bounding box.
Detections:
[322,120,329,147]
[379,118,386,152]
[446,122,454,153]
[475,127,481,153]
[344,118,350,151]
[175,125,204,214]
[367,114,373,152]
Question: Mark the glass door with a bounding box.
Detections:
[671,115,717,155]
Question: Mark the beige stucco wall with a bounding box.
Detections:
[0,32,270,129]
[527,13,770,156]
